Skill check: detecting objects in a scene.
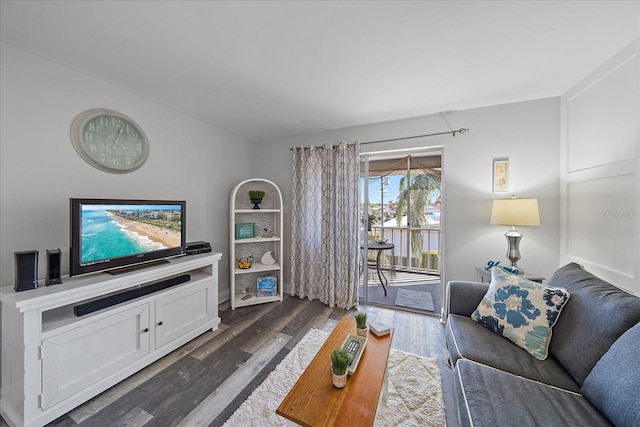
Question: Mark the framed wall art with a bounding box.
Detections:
[493,157,509,193]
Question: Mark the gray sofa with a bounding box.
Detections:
[445,263,640,427]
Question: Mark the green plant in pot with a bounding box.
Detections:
[355,311,368,336]
[248,190,265,209]
[331,347,351,388]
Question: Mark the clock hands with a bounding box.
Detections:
[114,125,123,141]
[107,125,127,150]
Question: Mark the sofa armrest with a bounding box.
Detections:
[446,280,489,318]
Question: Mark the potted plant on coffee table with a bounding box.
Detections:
[355,311,368,336]
[331,347,351,389]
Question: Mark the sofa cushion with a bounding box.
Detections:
[548,263,640,385]
[455,359,612,427]
[446,280,489,317]
[447,314,580,392]
[471,267,570,360]
[581,321,640,427]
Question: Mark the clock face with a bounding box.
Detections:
[71,109,149,173]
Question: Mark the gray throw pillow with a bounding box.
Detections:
[548,263,640,385]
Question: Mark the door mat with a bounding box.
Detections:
[395,289,435,312]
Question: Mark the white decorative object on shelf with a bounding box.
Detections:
[261,251,276,265]
[230,178,283,309]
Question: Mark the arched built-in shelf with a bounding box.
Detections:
[229,178,283,309]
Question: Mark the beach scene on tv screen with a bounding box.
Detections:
[81,204,182,264]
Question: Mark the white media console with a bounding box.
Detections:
[0,252,221,427]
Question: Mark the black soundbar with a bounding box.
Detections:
[74,274,191,316]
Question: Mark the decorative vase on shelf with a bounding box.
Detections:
[236,249,253,269]
[248,190,265,209]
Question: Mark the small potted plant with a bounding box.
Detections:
[355,311,368,336]
[330,347,351,388]
[248,190,266,209]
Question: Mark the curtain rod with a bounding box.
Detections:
[289,128,468,150]
[360,128,468,145]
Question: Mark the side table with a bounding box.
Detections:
[475,267,545,284]
[361,243,394,296]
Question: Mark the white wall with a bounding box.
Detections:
[250,97,561,289]
[0,44,252,297]
[560,38,639,294]
[1,43,563,294]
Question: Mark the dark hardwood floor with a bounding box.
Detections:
[1,295,457,427]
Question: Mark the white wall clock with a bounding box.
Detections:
[70,108,149,173]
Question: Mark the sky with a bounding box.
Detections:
[366,176,401,205]
[362,175,441,208]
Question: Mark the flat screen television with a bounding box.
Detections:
[70,198,186,276]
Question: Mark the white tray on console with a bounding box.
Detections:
[341,334,367,375]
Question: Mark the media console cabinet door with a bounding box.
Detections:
[41,304,151,410]
[155,281,214,348]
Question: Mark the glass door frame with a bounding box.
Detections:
[360,154,370,303]
[358,146,445,313]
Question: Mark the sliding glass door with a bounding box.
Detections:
[358,150,443,313]
[404,156,441,272]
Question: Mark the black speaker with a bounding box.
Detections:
[14,250,39,292]
[46,248,63,286]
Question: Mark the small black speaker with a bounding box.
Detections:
[14,250,39,292]
[46,248,63,286]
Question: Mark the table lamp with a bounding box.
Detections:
[490,196,540,273]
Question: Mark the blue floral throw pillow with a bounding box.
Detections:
[472,267,571,360]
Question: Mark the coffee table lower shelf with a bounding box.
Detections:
[276,316,394,426]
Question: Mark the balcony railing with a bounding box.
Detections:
[367,225,441,275]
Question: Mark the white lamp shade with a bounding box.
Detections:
[490,198,540,227]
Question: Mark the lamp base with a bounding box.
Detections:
[504,228,524,273]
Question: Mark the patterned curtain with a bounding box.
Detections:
[291,142,360,309]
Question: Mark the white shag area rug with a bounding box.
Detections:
[223,328,446,427]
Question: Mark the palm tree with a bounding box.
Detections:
[396,171,441,269]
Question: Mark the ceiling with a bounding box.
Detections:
[1,1,638,142]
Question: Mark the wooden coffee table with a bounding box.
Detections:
[276,316,394,426]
